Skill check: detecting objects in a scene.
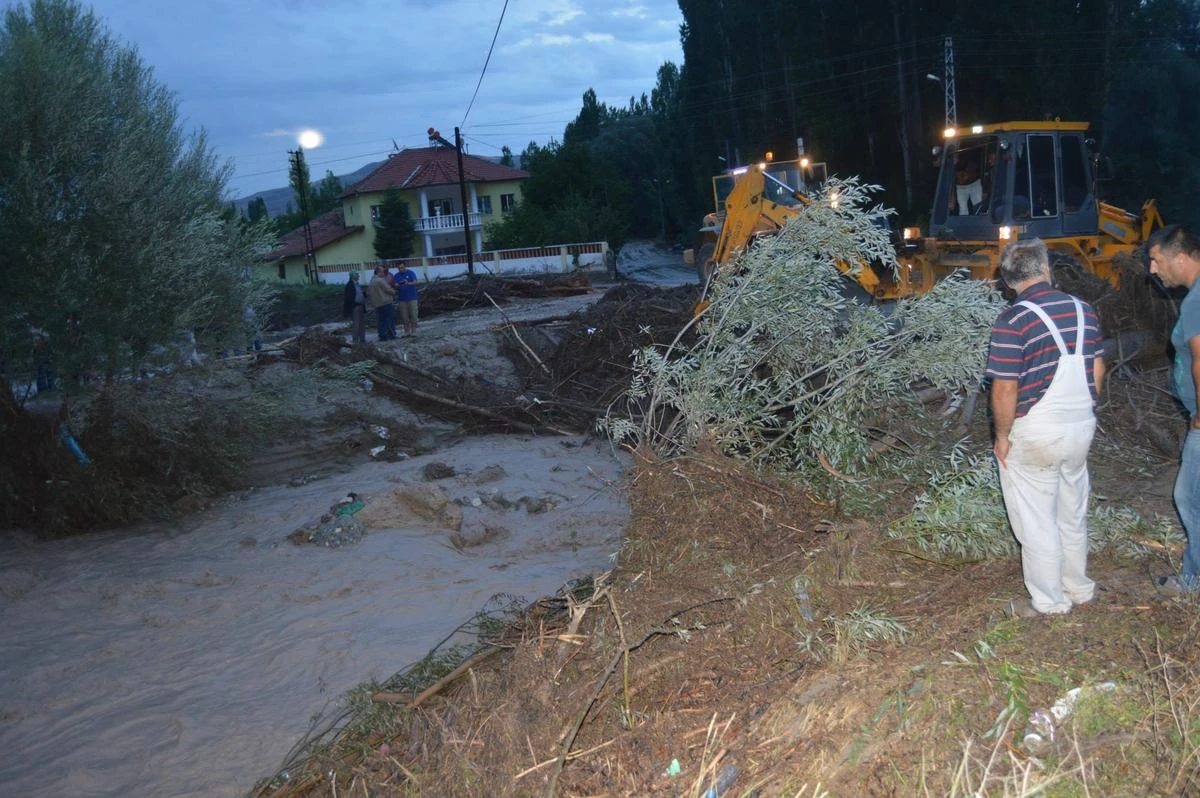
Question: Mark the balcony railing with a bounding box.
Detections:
[412,212,483,233]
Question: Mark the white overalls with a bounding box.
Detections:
[998,299,1097,614]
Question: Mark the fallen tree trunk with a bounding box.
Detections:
[368,368,576,436]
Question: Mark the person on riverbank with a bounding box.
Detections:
[987,238,1105,617]
[394,264,419,336]
[1147,224,1200,593]
[366,267,396,341]
[342,270,366,343]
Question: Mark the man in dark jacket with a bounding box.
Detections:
[365,266,397,341]
[342,270,365,343]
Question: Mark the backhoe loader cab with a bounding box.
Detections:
[930,121,1096,243]
[710,158,828,214]
[906,120,1163,291]
[690,158,829,282]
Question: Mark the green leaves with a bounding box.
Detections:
[605,177,1004,478]
[0,0,270,392]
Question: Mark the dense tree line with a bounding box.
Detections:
[501,0,1200,247]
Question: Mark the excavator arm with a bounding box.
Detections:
[700,168,883,299]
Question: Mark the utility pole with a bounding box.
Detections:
[943,36,957,129]
[891,0,913,209]
[288,149,317,284]
[426,127,475,278]
[454,127,474,278]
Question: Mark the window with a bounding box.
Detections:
[1059,135,1089,212]
[372,202,410,222]
[277,262,286,280]
[500,193,516,213]
[428,198,453,216]
[1015,134,1058,218]
[476,195,493,215]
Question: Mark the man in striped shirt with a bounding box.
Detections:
[986,239,1106,617]
[1148,224,1200,592]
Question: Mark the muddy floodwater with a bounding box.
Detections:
[0,436,629,797]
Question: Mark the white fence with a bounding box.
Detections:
[316,241,609,284]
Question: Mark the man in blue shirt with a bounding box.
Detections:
[394,264,420,337]
[1148,224,1200,592]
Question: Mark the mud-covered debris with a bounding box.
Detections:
[356,484,463,531]
[479,491,514,510]
[422,462,457,481]
[288,516,366,548]
[471,464,507,485]
[517,496,557,514]
[449,524,511,550]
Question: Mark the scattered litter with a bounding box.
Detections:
[792,576,815,623]
[369,445,386,458]
[665,759,681,777]
[703,764,740,797]
[371,425,390,440]
[1023,681,1118,751]
[60,427,91,466]
[1052,681,1117,721]
[1023,708,1056,748]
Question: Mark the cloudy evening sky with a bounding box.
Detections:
[86,0,684,198]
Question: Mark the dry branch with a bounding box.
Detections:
[544,597,736,798]
[368,369,574,436]
[372,647,502,708]
[486,291,551,375]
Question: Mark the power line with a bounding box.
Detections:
[461,0,510,129]
[232,149,393,182]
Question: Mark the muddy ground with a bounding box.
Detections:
[241,259,1199,797]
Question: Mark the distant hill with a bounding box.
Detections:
[232,160,385,218]
[232,153,512,219]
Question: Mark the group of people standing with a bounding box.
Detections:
[342,264,420,343]
[987,226,1200,617]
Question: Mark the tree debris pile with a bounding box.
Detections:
[276,328,584,435]
[1,366,313,536]
[276,280,698,436]
[1052,251,1177,344]
[417,272,593,319]
[500,282,699,414]
[604,178,1005,479]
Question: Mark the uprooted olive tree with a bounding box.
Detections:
[604,177,1006,483]
[0,0,279,535]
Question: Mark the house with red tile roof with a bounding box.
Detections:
[260,207,365,282]
[261,143,528,283]
[340,144,528,261]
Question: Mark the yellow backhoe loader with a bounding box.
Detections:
[689,157,919,302]
[901,120,1163,291]
[691,122,1163,309]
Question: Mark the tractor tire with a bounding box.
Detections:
[695,242,716,285]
